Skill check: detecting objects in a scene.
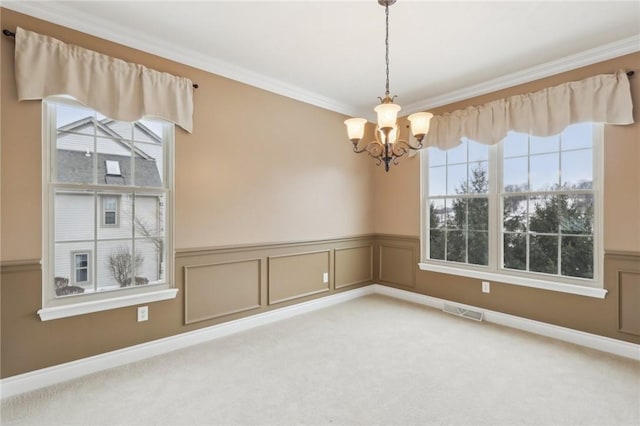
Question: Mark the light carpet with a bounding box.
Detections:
[1,294,639,425]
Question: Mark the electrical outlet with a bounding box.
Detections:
[137,306,149,322]
[482,281,490,293]
[323,272,329,284]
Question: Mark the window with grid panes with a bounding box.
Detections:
[43,97,174,309]
[422,123,601,290]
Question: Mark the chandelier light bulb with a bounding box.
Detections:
[378,125,398,145]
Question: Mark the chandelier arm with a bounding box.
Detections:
[365,140,384,158]
[391,143,409,158]
[393,139,423,153]
[351,141,370,154]
[352,140,385,156]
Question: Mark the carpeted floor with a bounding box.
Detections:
[2,294,639,425]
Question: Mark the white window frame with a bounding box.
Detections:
[101,195,120,227]
[419,124,606,299]
[71,251,92,285]
[40,97,178,321]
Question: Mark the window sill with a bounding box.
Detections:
[37,288,179,321]
[418,263,607,299]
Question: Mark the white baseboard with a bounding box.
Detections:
[0,285,375,399]
[371,284,640,361]
[2,283,637,399]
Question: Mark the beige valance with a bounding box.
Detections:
[424,71,634,150]
[14,27,194,133]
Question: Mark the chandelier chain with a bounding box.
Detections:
[384,2,390,96]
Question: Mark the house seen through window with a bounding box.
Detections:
[423,123,600,288]
[46,99,173,300]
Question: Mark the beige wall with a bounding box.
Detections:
[0,9,375,378]
[374,53,640,253]
[0,9,374,262]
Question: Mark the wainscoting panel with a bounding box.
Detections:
[618,270,640,336]
[184,260,261,324]
[604,251,640,337]
[268,251,331,305]
[378,242,417,288]
[334,245,373,289]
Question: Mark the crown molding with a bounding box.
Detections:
[1,1,360,118]
[3,1,638,120]
[402,34,640,115]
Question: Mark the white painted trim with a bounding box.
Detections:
[3,283,637,400]
[2,286,374,399]
[37,288,180,321]
[2,2,638,119]
[418,263,608,299]
[371,284,639,361]
[402,35,640,115]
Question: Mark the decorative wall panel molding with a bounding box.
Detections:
[615,253,640,336]
[378,243,417,288]
[184,259,261,324]
[268,250,331,305]
[334,245,373,289]
[603,251,640,336]
[176,235,375,323]
[0,260,41,274]
[618,270,640,336]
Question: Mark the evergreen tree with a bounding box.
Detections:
[447,165,489,265]
[432,163,593,278]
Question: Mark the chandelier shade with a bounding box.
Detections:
[344,117,368,141]
[407,112,434,139]
[374,102,401,129]
[344,0,433,172]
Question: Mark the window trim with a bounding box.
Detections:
[418,261,606,298]
[419,124,606,298]
[41,97,178,320]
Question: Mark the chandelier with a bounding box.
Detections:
[344,0,433,172]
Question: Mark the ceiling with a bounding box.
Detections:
[4,1,640,119]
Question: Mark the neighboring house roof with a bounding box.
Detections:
[57,117,161,160]
[57,150,162,187]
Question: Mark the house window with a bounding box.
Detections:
[102,196,119,226]
[72,252,91,284]
[43,98,175,315]
[421,123,602,292]
[105,160,121,176]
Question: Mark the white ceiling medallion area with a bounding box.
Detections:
[4,1,639,120]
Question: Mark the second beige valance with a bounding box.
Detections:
[14,27,194,133]
[424,70,634,150]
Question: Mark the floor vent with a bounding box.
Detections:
[442,304,484,321]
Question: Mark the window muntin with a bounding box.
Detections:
[423,123,600,288]
[45,98,173,304]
